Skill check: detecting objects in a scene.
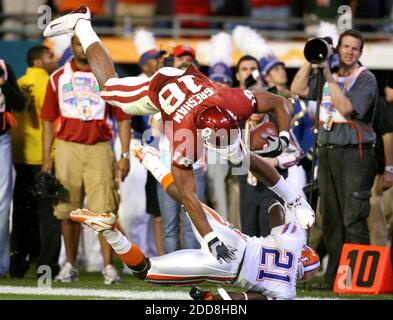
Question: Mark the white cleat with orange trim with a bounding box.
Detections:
[43,6,91,38]
[70,208,116,232]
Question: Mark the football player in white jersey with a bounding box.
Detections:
[70,146,320,300]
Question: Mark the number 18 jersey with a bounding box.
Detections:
[100,65,257,168]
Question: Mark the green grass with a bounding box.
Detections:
[0,261,392,300]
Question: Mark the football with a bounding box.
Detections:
[250,121,278,151]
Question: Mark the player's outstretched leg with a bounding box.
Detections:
[250,153,315,229]
[70,209,150,279]
[43,6,117,88]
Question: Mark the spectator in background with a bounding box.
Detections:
[9,46,60,278]
[368,73,393,246]
[250,0,294,31]
[382,76,393,247]
[54,0,105,15]
[169,44,197,70]
[209,0,250,30]
[236,54,277,237]
[54,0,112,29]
[291,29,378,290]
[154,0,174,32]
[40,36,131,284]
[235,55,263,91]
[302,0,349,36]
[303,0,349,20]
[115,0,158,29]
[0,59,25,278]
[231,55,264,232]
[351,0,386,32]
[174,0,210,30]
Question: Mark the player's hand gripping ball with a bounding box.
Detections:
[250,121,278,151]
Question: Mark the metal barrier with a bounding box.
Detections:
[0,13,392,40]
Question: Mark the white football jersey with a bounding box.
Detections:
[234,222,306,300]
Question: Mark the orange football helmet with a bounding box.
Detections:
[298,245,320,282]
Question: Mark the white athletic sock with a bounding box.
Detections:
[102,229,131,255]
[142,153,171,185]
[269,176,298,204]
[74,18,101,52]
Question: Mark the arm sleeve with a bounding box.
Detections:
[224,88,257,119]
[100,76,160,115]
[347,72,378,119]
[37,78,50,112]
[40,80,59,122]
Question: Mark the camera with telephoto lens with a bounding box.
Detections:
[304,36,335,64]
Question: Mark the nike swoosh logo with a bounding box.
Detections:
[50,22,62,29]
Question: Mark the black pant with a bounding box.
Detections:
[238,175,282,237]
[10,164,61,277]
[318,147,376,287]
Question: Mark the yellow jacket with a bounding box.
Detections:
[11,67,49,165]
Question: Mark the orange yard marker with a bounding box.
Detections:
[334,244,393,294]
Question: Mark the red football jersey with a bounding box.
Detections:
[101,65,257,168]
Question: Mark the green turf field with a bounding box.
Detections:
[0,261,392,300]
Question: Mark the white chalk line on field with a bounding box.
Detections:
[0,285,190,300]
[0,285,341,300]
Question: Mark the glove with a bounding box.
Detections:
[207,236,237,264]
[254,135,289,158]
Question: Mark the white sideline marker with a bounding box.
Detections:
[0,285,191,300]
[0,285,342,300]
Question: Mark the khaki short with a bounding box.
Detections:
[54,139,119,220]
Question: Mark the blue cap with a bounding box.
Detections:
[259,55,285,78]
[139,49,166,67]
[208,63,233,86]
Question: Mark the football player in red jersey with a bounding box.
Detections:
[44,6,315,265]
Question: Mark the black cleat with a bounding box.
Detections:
[189,286,213,300]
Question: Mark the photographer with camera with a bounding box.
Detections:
[291,29,378,290]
